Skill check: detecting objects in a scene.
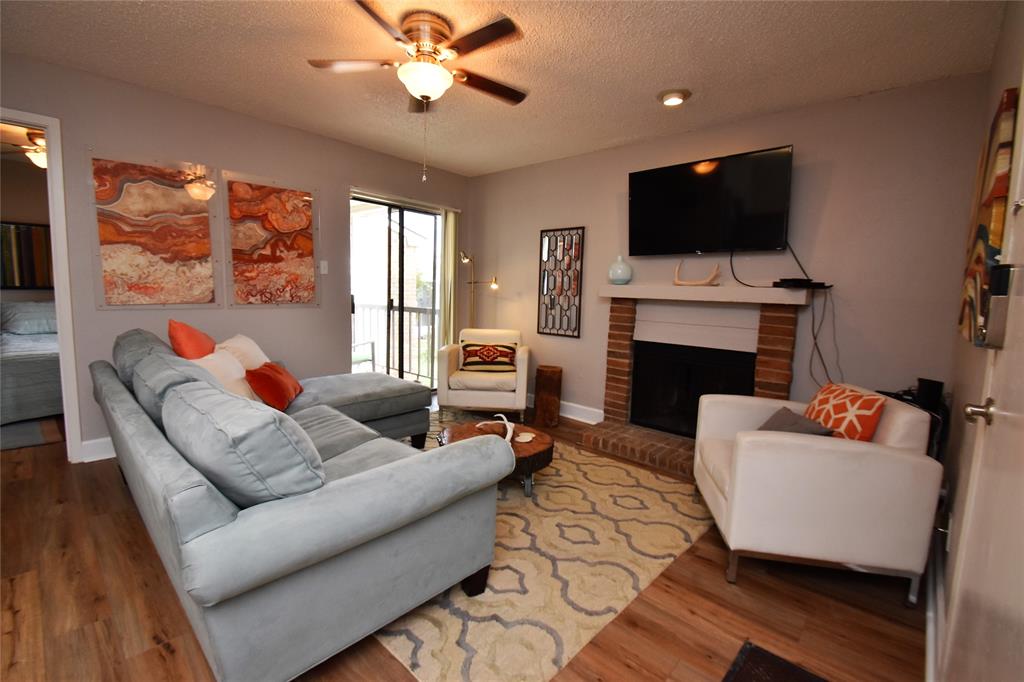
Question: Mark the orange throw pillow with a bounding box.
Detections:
[168,320,216,360]
[804,383,886,442]
[246,362,303,411]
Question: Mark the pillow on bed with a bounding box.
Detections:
[1,301,58,334]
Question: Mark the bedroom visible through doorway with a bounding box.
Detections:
[0,118,66,448]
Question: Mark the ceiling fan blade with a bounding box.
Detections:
[353,0,410,45]
[444,17,518,57]
[453,70,527,105]
[408,97,434,114]
[308,59,400,73]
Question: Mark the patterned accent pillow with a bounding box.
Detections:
[804,383,886,442]
[461,343,517,372]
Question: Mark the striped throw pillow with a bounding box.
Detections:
[461,343,517,372]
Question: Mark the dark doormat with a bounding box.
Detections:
[723,641,827,682]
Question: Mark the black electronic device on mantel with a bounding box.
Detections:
[628,145,793,256]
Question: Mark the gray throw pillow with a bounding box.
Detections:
[112,328,175,386]
[758,407,833,436]
[1,301,58,334]
[132,352,222,429]
[162,382,325,508]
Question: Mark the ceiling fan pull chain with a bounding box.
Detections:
[421,99,428,183]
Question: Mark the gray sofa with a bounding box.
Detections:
[90,329,515,682]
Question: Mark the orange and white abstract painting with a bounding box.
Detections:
[228,181,315,305]
[93,159,214,305]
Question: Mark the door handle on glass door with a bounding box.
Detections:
[963,398,996,425]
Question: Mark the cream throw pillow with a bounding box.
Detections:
[192,349,259,400]
[217,334,271,370]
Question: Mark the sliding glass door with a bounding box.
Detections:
[350,198,441,388]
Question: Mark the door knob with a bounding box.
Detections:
[963,397,996,425]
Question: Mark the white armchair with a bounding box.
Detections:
[694,386,942,604]
[437,329,529,421]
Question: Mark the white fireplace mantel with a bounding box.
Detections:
[597,284,811,306]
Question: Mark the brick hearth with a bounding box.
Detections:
[582,297,799,481]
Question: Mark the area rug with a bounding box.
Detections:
[723,641,828,682]
[378,420,713,682]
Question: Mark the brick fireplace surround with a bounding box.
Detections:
[581,297,799,481]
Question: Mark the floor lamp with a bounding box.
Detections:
[460,250,498,328]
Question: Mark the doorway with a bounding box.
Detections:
[350,197,442,389]
[0,108,79,459]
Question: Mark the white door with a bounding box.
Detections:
[941,83,1024,680]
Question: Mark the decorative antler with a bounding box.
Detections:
[476,413,515,442]
[673,259,721,286]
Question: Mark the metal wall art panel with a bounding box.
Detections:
[537,226,584,338]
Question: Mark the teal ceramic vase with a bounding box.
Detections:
[608,255,633,284]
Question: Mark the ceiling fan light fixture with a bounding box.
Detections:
[397,58,453,102]
[659,89,691,107]
[24,147,47,169]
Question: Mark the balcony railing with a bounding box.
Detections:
[352,303,437,388]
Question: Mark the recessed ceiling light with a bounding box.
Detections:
[659,89,691,107]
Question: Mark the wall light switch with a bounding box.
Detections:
[320,260,329,275]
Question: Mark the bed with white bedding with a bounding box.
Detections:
[0,302,63,425]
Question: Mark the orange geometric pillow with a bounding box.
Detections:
[803,383,886,442]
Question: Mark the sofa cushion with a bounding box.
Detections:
[162,382,325,508]
[113,329,175,386]
[448,369,517,392]
[286,372,431,422]
[699,438,734,498]
[246,362,303,411]
[804,383,886,442]
[168,319,216,359]
[322,437,422,482]
[217,334,271,370]
[290,405,379,462]
[132,352,221,428]
[758,407,833,436]
[192,349,259,400]
[461,343,516,372]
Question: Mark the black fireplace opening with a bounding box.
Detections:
[630,340,756,438]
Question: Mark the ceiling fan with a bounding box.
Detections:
[308,0,526,112]
[0,123,47,168]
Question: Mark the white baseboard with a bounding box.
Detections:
[75,436,115,463]
[527,394,604,425]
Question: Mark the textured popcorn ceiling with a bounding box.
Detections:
[0,1,1004,176]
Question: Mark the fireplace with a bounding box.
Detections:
[630,341,755,438]
[583,294,804,481]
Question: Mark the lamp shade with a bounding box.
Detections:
[185,178,216,201]
[398,60,454,102]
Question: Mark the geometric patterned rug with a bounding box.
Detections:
[377,418,712,681]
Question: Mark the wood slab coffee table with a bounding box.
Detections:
[437,422,554,496]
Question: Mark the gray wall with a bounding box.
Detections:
[1,54,472,442]
[944,2,1023,597]
[466,73,987,414]
[1,157,54,301]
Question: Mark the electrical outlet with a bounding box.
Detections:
[319,260,329,275]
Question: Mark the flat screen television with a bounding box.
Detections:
[629,145,793,255]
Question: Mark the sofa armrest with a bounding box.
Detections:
[181,434,515,606]
[727,431,942,574]
[695,394,807,443]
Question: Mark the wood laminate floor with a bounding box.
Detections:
[2,416,923,681]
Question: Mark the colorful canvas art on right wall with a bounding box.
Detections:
[959,88,1019,345]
